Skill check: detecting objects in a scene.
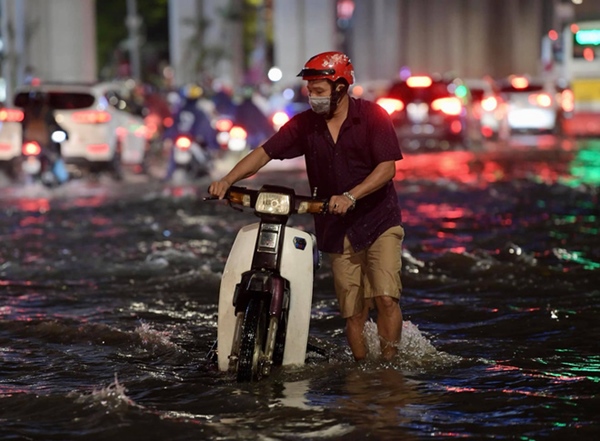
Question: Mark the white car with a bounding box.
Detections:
[464,77,509,141]
[496,75,572,134]
[0,107,24,179]
[13,82,151,178]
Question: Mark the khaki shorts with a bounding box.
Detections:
[328,225,405,318]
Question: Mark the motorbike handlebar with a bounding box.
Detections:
[204,185,329,215]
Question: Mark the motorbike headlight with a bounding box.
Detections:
[255,192,291,215]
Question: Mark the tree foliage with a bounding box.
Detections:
[96,0,169,81]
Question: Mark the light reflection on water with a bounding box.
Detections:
[0,139,599,439]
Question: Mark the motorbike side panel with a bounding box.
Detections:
[217,223,315,371]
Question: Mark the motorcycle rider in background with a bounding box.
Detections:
[234,86,276,149]
[162,84,219,181]
[21,91,69,184]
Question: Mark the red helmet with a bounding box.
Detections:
[297,51,355,85]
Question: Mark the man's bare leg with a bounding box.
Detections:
[374,296,402,360]
[345,306,370,360]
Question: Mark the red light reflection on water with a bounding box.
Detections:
[19,216,45,227]
[394,145,577,185]
[71,196,109,208]
[396,151,478,183]
[13,198,51,213]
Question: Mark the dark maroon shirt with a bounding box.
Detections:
[262,97,403,253]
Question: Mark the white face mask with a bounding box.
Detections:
[308,96,331,115]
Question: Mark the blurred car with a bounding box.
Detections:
[496,75,574,134]
[350,79,392,102]
[0,106,24,179]
[14,81,151,178]
[376,73,479,150]
[464,77,509,141]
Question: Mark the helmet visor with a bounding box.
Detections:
[297,68,335,78]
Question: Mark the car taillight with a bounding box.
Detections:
[560,89,575,112]
[431,97,462,115]
[71,110,112,124]
[175,136,192,150]
[406,76,433,88]
[481,96,498,112]
[0,108,24,122]
[215,118,233,132]
[23,141,41,156]
[86,144,110,154]
[481,126,494,138]
[272,111,289,129]
[529,93,552,107]
[376,97,404,115]
[510,76,529,89]
[450,120,462,134]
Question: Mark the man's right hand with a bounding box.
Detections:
[208,179,231,199]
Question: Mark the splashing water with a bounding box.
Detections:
[363,319,461,371]
[72,373,138,411]
[135,320,177,350]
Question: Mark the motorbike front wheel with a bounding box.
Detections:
[236,298,268,382]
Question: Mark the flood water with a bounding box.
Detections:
[1,137,599,440]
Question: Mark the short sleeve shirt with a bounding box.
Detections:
[262,97,403,254]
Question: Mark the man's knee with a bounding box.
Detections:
[374,296,399,313]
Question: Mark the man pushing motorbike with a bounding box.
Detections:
[208,51,405,361]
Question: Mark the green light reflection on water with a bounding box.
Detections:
[567,139,600,187]
[538,351,600,383]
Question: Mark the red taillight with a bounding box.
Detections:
[406,76,433,88]
[271,111,289,128]
[72,110,112,124]
[481,126,494,138]
[510,76,529,89]
[229,126,247,140]
[481,96,498,112]
[215,118,233,132]
[23,141,42,156]
[376,97,405,115]
[0,108,24,122]
[431,97,463,115]
[86,144,110,154]
[560,89,575,112]
[175,136,192,150]
[450,120,462,134]
[529,93,552,108]
[0,143,12,151]
[163,116,174,128]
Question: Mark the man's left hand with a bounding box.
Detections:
[329,194,354,215]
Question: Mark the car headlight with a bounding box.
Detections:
[255,192,291,215]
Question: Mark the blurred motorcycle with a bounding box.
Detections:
[21,128,69,187]
[170,134,212,178]
[163,84,219,181]
[214,117,248,153]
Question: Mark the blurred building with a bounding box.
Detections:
[153,0,600,89]
[1,0,598,103]
[0,0,96,103]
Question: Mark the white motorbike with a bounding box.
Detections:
[206,184,328,382]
